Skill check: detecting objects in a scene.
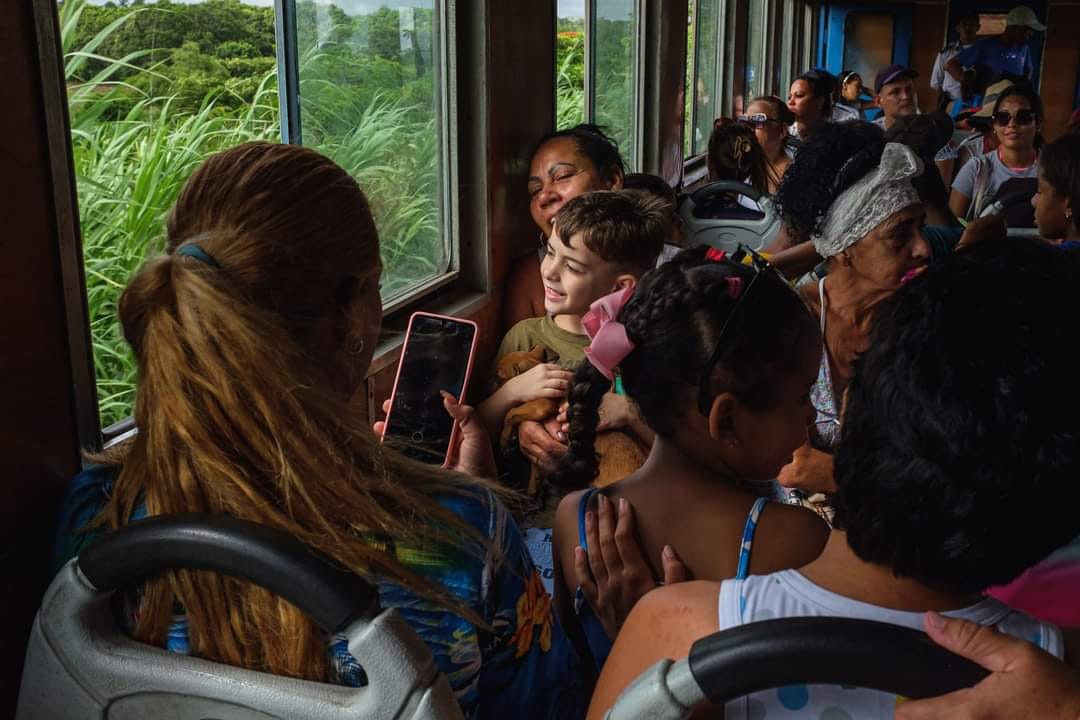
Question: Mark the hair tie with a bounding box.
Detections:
[705,247,727,263]
[582,287,635,381]
[176,243,221,269]
[733,136,751,164]
[726,276,744,300]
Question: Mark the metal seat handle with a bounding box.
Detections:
[78,513,380,633]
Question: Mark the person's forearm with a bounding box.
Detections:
[477,385,518,439]
[945,58,965,82]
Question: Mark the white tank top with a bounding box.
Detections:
[719,570,1063,719]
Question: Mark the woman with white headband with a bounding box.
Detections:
[772,121,930,509]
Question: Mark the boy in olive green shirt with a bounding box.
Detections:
[479,190,667,442]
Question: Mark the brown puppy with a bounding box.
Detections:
[495,347,648,491]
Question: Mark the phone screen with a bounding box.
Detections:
[382,314,477,465]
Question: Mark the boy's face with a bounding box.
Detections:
[541,224,635,319]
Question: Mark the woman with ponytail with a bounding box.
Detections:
[549,246,829,681]
[58,142,583,719]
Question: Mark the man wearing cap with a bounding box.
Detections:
[873,65,958,182]
[931,14,980,106]
[945,5,1045,86]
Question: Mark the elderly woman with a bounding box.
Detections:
[771,121,931,510]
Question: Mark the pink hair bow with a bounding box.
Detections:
[582,286,635,380]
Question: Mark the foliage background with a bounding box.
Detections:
[65,0,633,427]
[63,0,446,426]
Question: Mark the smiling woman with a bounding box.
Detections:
[949,85,1043,221]
[503,124,626,331]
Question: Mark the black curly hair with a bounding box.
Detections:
[775,120,886,238]
[885,113,955,222]
[554,246,819,490]
[532,123,626,186]
[833,237,1080,595]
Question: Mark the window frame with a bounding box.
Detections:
[32,0,102,452]
[274,0,463,317]
[44,0,485,443]
[682,0,726,183]
[584,0,646,171]
[744,0,768,100]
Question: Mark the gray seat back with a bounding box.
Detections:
[678,180,781,253]
[17,514,463,720]
[605,617,989,719]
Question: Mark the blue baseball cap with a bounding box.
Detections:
[874,64,919,94]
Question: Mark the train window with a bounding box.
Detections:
[687,0,721,158]
[590,0,640,166]
[57,0,280,427]
[557,1,586,128]
[779,0,796,94]
[745,0,767,99]
[295,1,452,304]
[842,12,895,89]
[802,2,814,72]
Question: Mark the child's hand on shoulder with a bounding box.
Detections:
[505,362,572,404]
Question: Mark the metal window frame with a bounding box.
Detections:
[584,0,646,170]
[630,0,646,170]
[274,0,461,317]
[683,0,725,170]
[30,0,102,453]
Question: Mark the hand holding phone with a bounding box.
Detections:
[375,393,496,479]
[380,312,478,466]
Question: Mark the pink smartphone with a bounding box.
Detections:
[381,312,479,467]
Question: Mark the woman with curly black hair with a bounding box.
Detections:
[772,120,931,506]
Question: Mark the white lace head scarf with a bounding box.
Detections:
[812,142,923,258]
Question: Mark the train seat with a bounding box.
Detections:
[678,180,781,253]
[605,617,989,719]
[16,514,462,720]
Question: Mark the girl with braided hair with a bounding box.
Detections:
[549,246,829,681]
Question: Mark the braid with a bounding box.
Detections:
[553,361,611,490]
[557,245,819,489]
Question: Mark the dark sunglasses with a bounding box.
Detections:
[992,109,1036,127]
[697,246,785,417]
[736,113,779,129]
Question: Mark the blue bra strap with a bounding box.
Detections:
[735,497,769,580]
[576,488,602,551]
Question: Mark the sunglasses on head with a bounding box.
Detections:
[697,246,786,417]
[992,109,1036,127]
[736,113,778,129]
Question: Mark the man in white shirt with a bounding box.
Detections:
[931,14,980,106]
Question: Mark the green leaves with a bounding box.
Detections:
[64,0,445,425]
